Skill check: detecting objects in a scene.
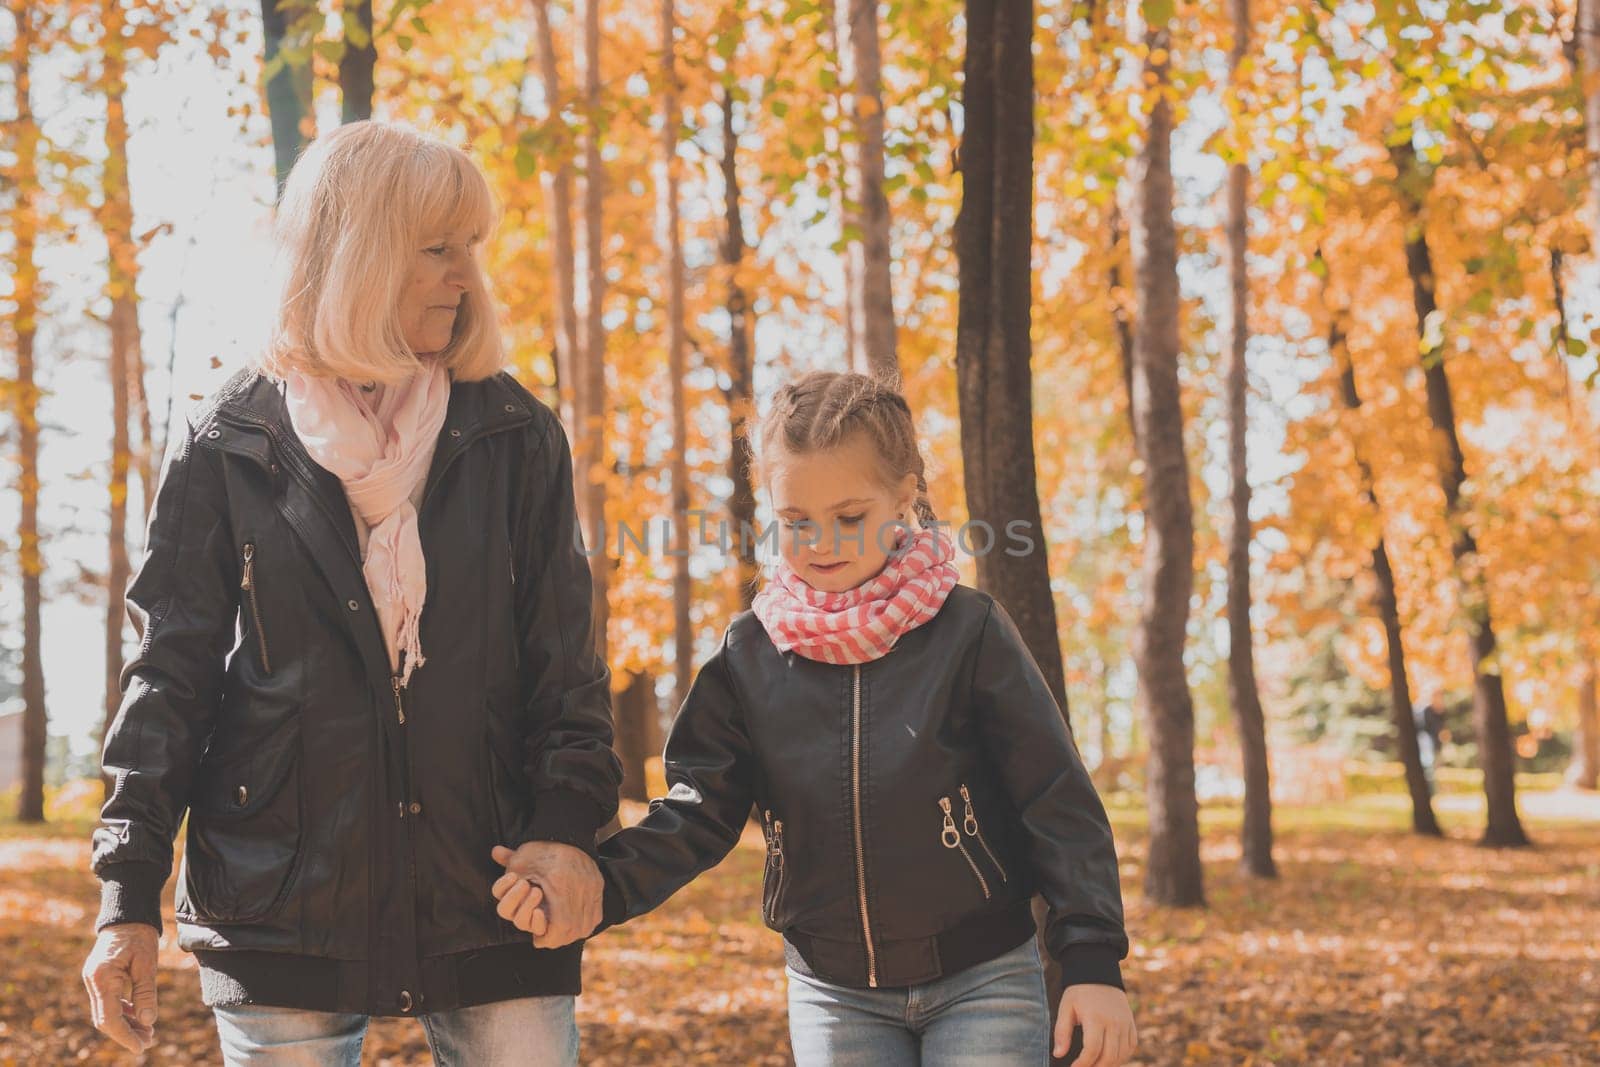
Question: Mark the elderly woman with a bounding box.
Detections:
[80,121,620,1065]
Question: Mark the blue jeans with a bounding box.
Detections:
[213,995,578,1066]
[786,938,1050,1066]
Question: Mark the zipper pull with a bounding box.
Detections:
[763,809,774,847]
[939,797,960,848]
[959,784,980,838]
[392,676,406,725]
[772,819,784,868]
[241,543,255,591]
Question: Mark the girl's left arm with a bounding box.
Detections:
[970,598,1129,990]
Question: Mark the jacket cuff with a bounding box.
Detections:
[1057,943,1125,990]
[526,789,608,859]
[96,862,166,934]
[594,876,629,935]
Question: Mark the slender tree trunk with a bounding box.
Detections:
[1130,9,1204,907]
[821,0,859,372]
[955,0,1074,1047]
[1109,202,1136,451]
[616,672,663,801]
[1321,258,1442,835]
[339,0,376,123]
[128,333,155,520]
[1391,142,1528,847]
[530,0,582,432]
[1224,0,1275,878]
[580,0,609,661]
[100,1,141,790]
[1581,0,1600,245]
[1574,656,1600,790]
[1546,249,1598,792]
[955,0,1067,720]
[9,0,49,824]
[660,0,693,709]
[837,0,898,377]
[721,87,759,610]
[261,0,315,199]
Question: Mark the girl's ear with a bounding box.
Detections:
[895,472,919,519]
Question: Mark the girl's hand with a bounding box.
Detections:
[1057,983,1137,1067]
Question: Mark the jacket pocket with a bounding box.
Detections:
[177,718,303,925]
[958,783,1010,886]
[239,541,272,674]
[938,794,991,900]
[761,809,788,928]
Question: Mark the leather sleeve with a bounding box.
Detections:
[92,420,239,932]
[971,599,1129,988]
[515,414,622,856]
[595,632,754,928]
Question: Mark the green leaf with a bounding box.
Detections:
[314,40,346,65]
[397,33,415,52]
[1567,337,1589,358]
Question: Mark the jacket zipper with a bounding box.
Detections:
[939,796,991,898]
[959,784,1009,883]
[850,664,879,986]
[763,810,786,925]
[240,542,272,673]
[391,675,406,725]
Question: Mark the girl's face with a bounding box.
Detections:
[767,436,918,593]
[398,227,477,356]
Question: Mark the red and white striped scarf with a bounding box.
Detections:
[752,527,960,665]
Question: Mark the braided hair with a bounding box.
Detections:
[752,371,937,526]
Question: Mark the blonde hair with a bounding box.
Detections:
[753,371,937,524]
[258,121,504,384]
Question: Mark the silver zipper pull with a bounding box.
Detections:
[763,809,774,846]
[939,797,960,848]
[772,819,784,868]
[960,784,980,837]
[392,676,406,725]
[241,543,255,590]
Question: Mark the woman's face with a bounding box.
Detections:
[767,436,917,593]
[399,227,477,355]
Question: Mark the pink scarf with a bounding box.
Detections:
[752,527,960,665]
[284,364,451,686]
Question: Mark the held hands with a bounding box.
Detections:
[1058,983,1138,1067]
[82,923,160,1053]
[490,842,603,949]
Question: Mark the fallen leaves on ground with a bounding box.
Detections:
[1,794,1596,1065]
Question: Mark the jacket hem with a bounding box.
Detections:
[782,899,1037,989]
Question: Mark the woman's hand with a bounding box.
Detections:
[490,842,603,948]
[82,923,160,1053]
[1057,983,1137,1067]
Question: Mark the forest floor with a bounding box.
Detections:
[1,784,1596,1066]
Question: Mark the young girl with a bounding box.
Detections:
[595,372,1132,1064]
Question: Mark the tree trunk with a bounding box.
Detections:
[577,0,610,661]
[1224,0,1275,879]
[1322,258,1441,835]
[9,0,48,824]
[1391,142,1528,848]
[530,0,582,433]
[1582,0,1600,246]
[616,672,663,801]
[659,0,693,710]
[820,0,859,372]
[262,0,315,199]
[338,0,376,123]
[837,0,898,378]
[721,87,759,611]
[1129,10,1204,907]
[955,0,1074,1048]
[1574,656,1600,791]
[1109,202,1136,452]
[100,0,140,793]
